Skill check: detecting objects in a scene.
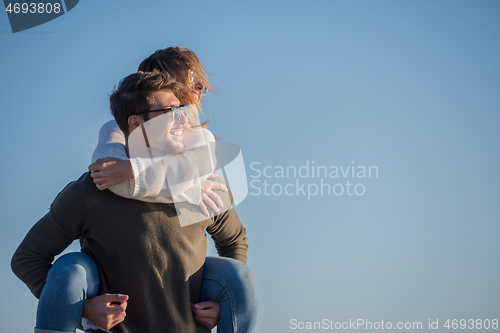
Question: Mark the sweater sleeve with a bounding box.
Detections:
[92,120,128,162]
[92,120,216,205]
[207,189,248,264]
[11,178,87,299]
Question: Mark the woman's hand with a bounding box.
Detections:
[88,157,133,190]
[199,173,229,217]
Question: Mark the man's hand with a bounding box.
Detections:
[199,173,229,217]
[88,157,133,190]
[82,293,129,331]
[191,300,221,329]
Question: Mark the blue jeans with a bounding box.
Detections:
[35,253,257,333]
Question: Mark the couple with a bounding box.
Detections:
[11,47,258,333]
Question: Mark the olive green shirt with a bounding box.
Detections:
[11,172,248,333]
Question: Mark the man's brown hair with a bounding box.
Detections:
[109,70,183,137]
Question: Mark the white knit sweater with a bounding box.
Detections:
[92,118,216,205]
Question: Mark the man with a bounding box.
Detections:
[11,71,253,333]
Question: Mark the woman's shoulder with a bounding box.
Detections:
[99,120,122,137]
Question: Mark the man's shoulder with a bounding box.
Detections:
[64,171,96,189]
[55,172,99,201]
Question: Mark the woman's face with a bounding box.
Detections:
[187,70,206,103]
[191,85,203,103]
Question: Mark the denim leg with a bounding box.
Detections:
[35,252,100,333]
[200,257,258,333]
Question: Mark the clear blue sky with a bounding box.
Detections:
[1,1,499,332]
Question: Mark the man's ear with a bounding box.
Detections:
[128,115,143,132]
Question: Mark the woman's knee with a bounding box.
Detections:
[204,257,257,292]
[52,252,95,274]
[48,252,100,296]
